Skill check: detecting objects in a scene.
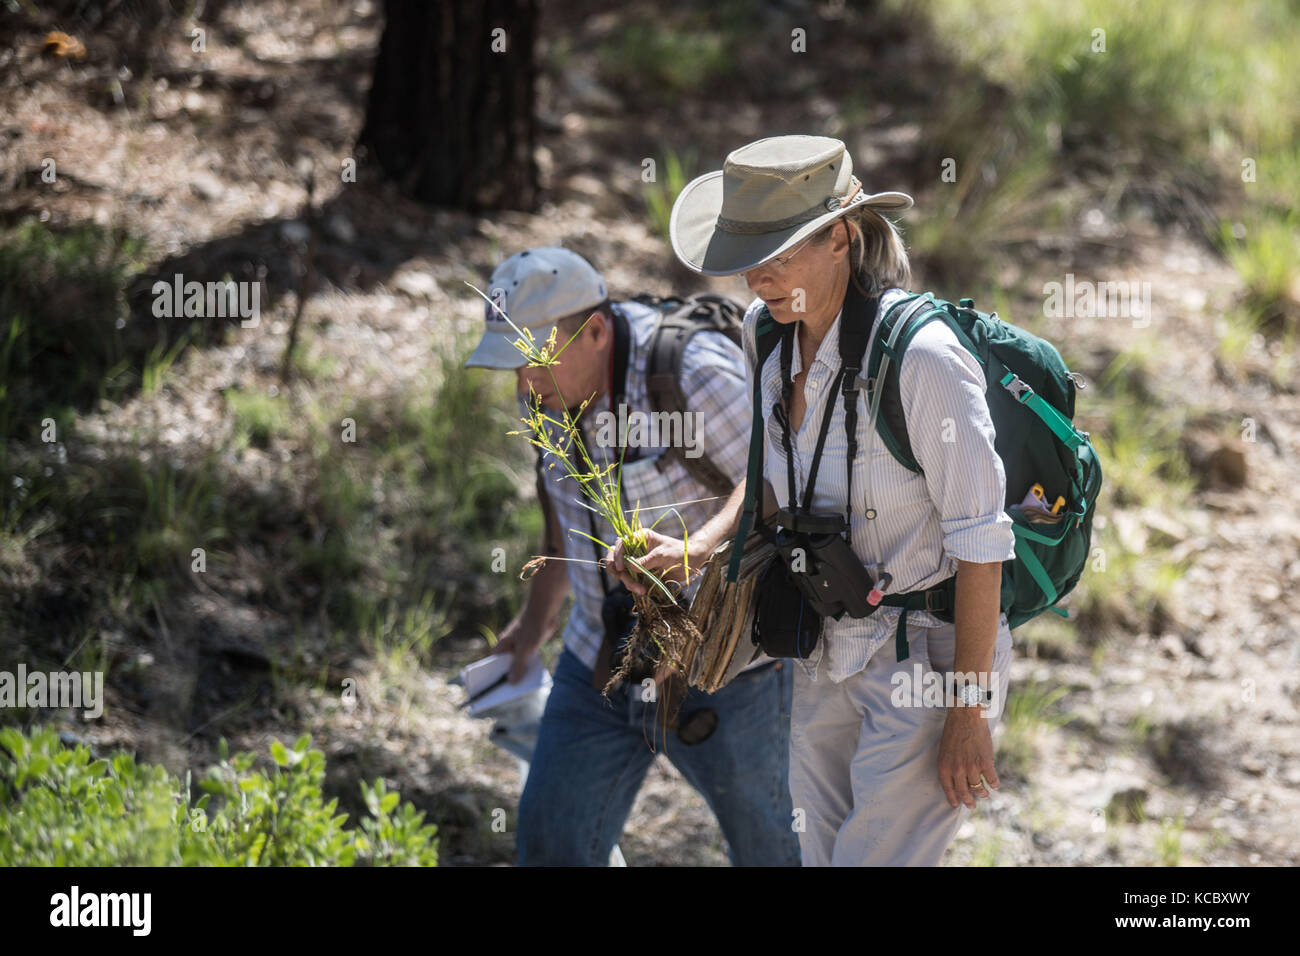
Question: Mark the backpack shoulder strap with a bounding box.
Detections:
[726,305,790,581]
[644,294,746,497]
[867,293,944,474]
[610,301,632,414]
[833,278,880,527]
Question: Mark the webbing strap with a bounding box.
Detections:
[790,368,847,514]
[1012,519,1073,546]
[772,284,877,524]
[999,370,1081,450]
[728,366,767,582]
[838,280,876,528]
[777,332,799,508]
[896,610,910,662]
[879,580,952,661]
[1014,536,1058,605]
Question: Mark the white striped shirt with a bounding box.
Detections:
[742,287,1016,683]
[532,299,754,672]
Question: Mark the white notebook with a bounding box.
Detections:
[458,652,552,718]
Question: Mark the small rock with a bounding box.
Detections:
[392,270,438,299]
[280,221,310,244]
[1106,787,1148,823]
[1113,510,1148,553]
[564,69,620,112]
[1183,429,1248,489]
[1157,633,1184,659]
[189,172,225,201]
[1141,508,1188,547]
[1207,441,1248,488]
[325,212,356,244]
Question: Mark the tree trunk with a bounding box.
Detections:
[358,0,539,211]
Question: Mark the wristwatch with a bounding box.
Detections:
[953,682,987,707]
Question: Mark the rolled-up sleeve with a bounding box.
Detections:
[897,321,1015,564]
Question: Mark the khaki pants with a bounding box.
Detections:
[788,614,1013,866]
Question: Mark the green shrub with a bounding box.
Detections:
[599,22,729,97]
[0,726,438,866]
[0,220,146,443]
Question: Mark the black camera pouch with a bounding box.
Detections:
[752,556,824,659]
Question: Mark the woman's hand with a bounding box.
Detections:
[940,559,1004,808]
[937,708,1000,809]
[604,531,700,596]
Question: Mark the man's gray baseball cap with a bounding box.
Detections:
[465,247,608,369]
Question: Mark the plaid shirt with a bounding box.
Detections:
[531,299,752,672]
[742,288,1016,683]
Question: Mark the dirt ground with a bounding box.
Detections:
[2,0,1296,865]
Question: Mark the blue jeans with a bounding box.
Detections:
[517,648,801,866]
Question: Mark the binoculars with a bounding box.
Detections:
[771,508,879,620]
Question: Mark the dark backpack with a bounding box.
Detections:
[625,293,746,497]
[729,287,1103,657]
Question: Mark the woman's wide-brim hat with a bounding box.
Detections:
[669,135,914,276]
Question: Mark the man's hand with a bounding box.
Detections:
[492,615,549,684]
[604,530,699,596]
[937,707,1000,809]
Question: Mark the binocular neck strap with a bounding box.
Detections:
[775,284,879,527]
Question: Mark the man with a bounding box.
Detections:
[466,246,800,866]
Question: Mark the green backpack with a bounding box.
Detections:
[864,291,1103,630]
[733,289,1103,652]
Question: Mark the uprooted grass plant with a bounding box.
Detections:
[467,284,702,700]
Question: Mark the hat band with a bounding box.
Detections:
[714,180,864,235]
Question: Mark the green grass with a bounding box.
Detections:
[969,827,1008,866]
[643,147,697,244]
[0,220,147,445]
[141,327,192,397]
[356,591,451,670]
[598,21,731,97]
[226,386,293,449]
[1127,707,1156,752]
[1155,811,1186,866]
[1083,339,1196,509]
[907,0,1255,160]
[906,0,1300,335]
[1217,212,1300,334]
[1072,518,1190,641]
[1016,611,1077,659]
[908,141,1064,288]
[997,681,1076,780]
[1066,343,1196,634]
[1215,302,1268,373]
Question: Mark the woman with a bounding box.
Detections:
[608,135,1016,866]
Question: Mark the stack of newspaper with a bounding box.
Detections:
[682,533,775,693]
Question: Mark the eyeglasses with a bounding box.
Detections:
[746,232,820,279]
[769,234,817,271]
